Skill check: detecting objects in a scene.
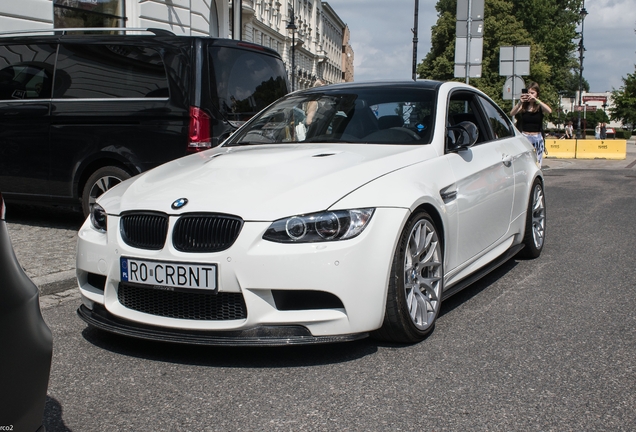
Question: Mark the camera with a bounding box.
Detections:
[521,88,528,94]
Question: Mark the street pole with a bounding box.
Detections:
[465,0,472,84]
[286,9,297,92]
[412,0,419,81]
[576,1,588,139]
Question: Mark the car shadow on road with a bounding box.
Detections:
[438,258,519,319]
[81,326,378,368]
[4,203,84,230]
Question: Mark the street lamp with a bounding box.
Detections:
[576,1,588,139]
[286,9,297,92]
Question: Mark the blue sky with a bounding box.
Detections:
[327,0,636,93]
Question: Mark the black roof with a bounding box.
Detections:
[0,30,281,58]
[297,80,444,95]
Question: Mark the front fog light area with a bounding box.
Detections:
[263,208,375,243]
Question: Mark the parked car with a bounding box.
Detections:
[0,191,53,430]
[0,28,289,216]
[75,80,546,346]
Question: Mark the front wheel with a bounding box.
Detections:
[517,179,546,259]
[81,166,131,217]
[372,211,444,343]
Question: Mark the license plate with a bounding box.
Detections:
[120,257,217,292]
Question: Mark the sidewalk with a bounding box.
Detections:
[6,205,82,296]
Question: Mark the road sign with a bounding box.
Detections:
[454,0,485,81]
[456,0,484,20]
[582,96,607,102]
[574,105,596,112]
[455,64,482,79]
[503,76,525,100]
[499,45,530,76]
[456,20,484,38]
[454,37,483,64]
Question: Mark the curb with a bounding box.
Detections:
[34,270,77,296]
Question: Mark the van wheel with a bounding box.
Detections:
[82,167,131,217]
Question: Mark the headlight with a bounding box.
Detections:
[263,209,375,243]
[90,203,107,233]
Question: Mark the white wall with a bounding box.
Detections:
[0,0,53,33]
[0,0,229,38]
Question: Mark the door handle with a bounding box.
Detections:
[502,154,513,167]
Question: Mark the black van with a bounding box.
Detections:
[0,28,289,215]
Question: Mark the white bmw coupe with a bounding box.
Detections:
[76,81,546,345]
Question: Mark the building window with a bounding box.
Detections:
[54,0,126,29]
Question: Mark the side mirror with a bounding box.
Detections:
[447,121,479,151]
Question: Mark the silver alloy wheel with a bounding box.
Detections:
[531,184,546,249]
[403,219,443,330]
[88,175,122,208]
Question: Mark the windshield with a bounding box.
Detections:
[225,87,436,146]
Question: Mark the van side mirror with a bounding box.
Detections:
[447,121,479,151]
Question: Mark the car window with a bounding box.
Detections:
[0,44,56,100]
[226,87,436,146]
[209,46,289,124]
[447,91,487,148]
[478,95,514,139]
[54,44,168,99]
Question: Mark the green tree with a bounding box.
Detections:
[609,68,636,130]
[418,0,585,123]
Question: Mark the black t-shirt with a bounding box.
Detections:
[519,109,543,133]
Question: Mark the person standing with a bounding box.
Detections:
[600,122,607,139]
[510,82,552,167]
[595,122,601,139]
[564,121,574,139]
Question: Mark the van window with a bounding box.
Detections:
[0,44,56,100]
[209,46,288,123]
[54,44,169,99]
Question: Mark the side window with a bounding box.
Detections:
[0,44,56,100]
[54,44,168,99]
[447,91,484,146]
[478,95,514,139]
[209,46,288,123]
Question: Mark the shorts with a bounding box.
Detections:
[523,133,545,167]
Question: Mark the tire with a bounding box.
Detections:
[372,211,444,343]
[81,166,131,217]
[517,179,546,259]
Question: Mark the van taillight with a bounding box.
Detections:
[188,106,212,153]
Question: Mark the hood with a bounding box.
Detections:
[99,143,439,220]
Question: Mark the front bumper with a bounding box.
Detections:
[76,207,409,342]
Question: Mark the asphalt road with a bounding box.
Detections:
[5,145,636,431]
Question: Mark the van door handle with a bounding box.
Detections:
[502,154,513,167]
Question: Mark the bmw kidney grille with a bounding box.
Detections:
[120,213,243,252]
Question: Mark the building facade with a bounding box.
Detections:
[556,91,621,129]
[0,0,353,89]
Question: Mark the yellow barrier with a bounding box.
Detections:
[575,139,627,160]
[544,139,576,159]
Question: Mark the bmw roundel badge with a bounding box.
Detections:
[171,198,188,210]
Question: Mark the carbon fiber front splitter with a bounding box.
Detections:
[77,304,368,346]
